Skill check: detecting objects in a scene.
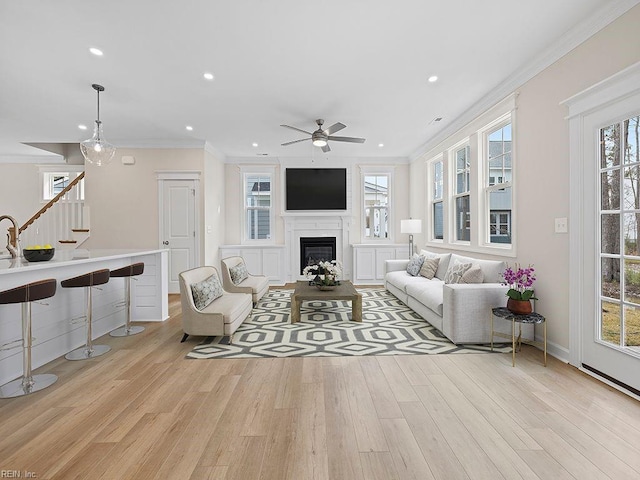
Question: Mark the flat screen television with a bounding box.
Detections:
[286,168,347,210]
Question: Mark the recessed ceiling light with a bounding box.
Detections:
[89,47,103,56]
[203,72,215,81]
[252,142,258,147]
[428,75,438,83]
[185,125,193,131]
[78,124,87,130]
[378,143,384,148]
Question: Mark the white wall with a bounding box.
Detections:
[84,148,204,249]
[203,148,226,267]
[409,4,640,353]
[0,163,41,253]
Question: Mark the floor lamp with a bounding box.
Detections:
[401,219,422,258]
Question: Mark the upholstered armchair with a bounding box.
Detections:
[220,256,269,305]
[178,266,252,343]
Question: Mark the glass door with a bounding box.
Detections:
[589,114,640,392]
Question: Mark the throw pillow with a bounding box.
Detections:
[229,263,249,285]
[406,254,425,276]
[191,274,223,310]
[444,260,473,284]
[419,257,440,279]
[460,265,484,284]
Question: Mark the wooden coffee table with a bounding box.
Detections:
[290,280,362,323]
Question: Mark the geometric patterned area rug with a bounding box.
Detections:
[186,288,510,359]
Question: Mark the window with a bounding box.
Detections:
[431,159,444,240]
[485,122,512,245]
[363,174,389,240]
[40,167,84,202]
[454,145,470,242]
[244,173,272,240]
[599,114,640,349]
[423,95,515,254]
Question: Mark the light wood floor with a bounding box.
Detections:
[1,294,639,480]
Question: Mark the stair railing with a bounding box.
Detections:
[8,172,85,247]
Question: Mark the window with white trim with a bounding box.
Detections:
[363,174,390,240]
[454,145,471,242]
[40,167,84,202]
[244,173,272,240]
[485,121,512,245]
[431,159,444,240]
[423,96,515,255]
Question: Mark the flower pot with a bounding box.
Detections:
[507,298,532,315]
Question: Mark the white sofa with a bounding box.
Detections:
[385,250,533,344]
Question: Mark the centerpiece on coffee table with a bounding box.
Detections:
[302,260,342,290]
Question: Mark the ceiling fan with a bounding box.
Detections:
[280,119,365,152]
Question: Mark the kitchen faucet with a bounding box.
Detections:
[0,215,21,258]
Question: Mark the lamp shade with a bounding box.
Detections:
[401,219,422,234]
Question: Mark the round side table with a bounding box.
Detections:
[490,307,546,367]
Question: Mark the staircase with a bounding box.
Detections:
[11,172,90,250]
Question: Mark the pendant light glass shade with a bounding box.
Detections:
[80,84,115,166]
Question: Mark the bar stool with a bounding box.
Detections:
[109,262,145,337]
[0,279,58,398]
[62,269,111,360]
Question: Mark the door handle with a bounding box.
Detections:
[163,241,169,245]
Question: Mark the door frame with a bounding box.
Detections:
[565,61,640,396]
[157,171,201,274]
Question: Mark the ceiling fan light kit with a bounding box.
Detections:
[80,83,116,166]
[281,119,365,153]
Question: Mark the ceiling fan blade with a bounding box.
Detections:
[321,144,331,153]
[327,136,366,144]
[280,124,313,135]
[323,122,346,135]
[282,138,311,146]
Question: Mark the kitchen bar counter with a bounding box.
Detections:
[0,248,169,386]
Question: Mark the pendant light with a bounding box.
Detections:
[80,84,115,166]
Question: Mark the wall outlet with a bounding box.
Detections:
[555,217,568,233]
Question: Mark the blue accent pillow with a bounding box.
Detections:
[191,274,223,310]
[229,263,249,285]
[406,254,425,276]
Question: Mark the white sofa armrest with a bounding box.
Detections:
[385,259,409,274]
[442,283,509,344]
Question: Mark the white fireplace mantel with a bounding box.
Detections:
[284,214,352,283]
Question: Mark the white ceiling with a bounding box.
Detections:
[0,0,635,162]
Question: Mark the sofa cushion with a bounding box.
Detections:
[191,274,223,310]
[386,270,428,292]
[200,291,251,324]
[444,259,473,284]
[419,250,452,280]
[419,257,440,279]
[449,254,505,283]
[229,263,249,285]
[406,280,445,316]
[461,265,484,284]
[406,254,425,276]
[239,273,269,292]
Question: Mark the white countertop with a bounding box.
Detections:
[0,248,167,274]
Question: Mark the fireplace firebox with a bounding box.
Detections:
[300,237,337,274]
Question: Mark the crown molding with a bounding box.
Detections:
[225,155,410,165]
[0,154,65,164]
[409,0,640,162]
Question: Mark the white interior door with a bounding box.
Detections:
[161,179,197,293]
